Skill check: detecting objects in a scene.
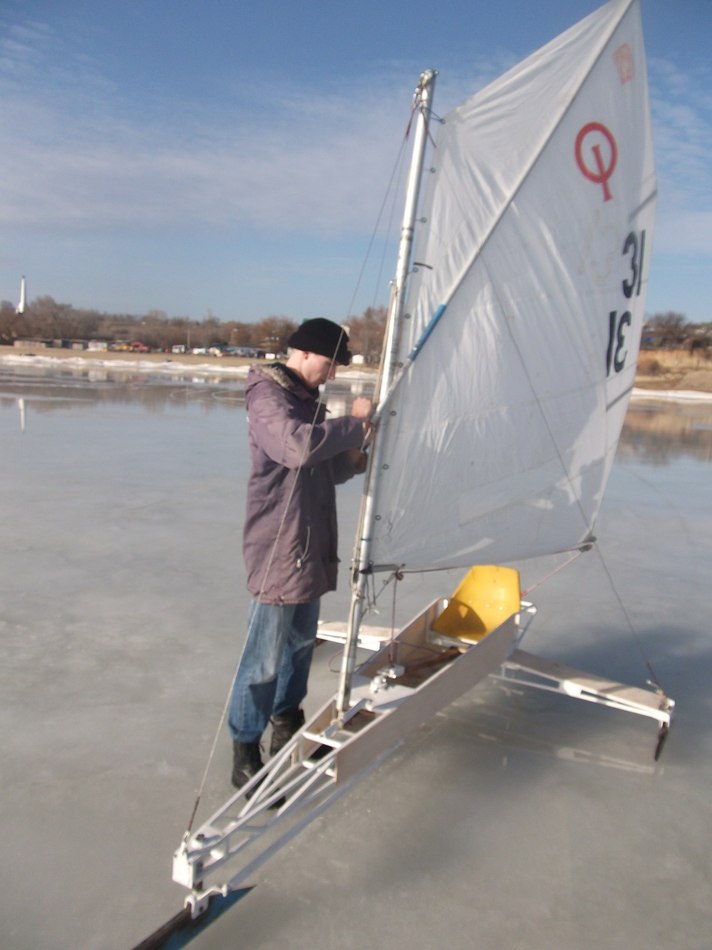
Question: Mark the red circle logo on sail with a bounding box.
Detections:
[575,122,618,202]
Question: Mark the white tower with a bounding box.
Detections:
[16,275,26,315]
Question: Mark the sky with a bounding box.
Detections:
[1,0,710,326]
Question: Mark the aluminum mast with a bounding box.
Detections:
[335,69,438,718]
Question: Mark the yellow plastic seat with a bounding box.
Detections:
[431,565,521,643]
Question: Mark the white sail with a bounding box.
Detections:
[368,0,655,572]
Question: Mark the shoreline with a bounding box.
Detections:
[0,346,375,384]
[2,345,712,399]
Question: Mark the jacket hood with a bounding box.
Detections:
[245,362,316,401]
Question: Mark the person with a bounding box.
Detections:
[228,318,373,791]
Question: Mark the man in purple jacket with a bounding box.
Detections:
[228,318,372,791]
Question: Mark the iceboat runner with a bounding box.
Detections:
[142,1,674,943]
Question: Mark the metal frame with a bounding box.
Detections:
[497,649,674,728]
[173,599,527,916]
[173,595,673,917]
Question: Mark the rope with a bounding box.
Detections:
[339,100,417,324]
[387,569,403,665]
[520,547,589,596]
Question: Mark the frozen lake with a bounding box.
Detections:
[1,360,711,949]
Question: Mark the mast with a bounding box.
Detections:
[335,69,437,718]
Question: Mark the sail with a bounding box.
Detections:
[367,0,655,572]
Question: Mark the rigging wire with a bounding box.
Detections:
[520,547,590,596]
[591,541,667,694]
[339,109,415,323]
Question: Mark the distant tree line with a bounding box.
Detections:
[2,296,709,360]
[643,312,711,352]
[0,297,388,364]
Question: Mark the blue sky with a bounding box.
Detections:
[1,0,710,325]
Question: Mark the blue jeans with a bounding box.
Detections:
[227,598,321,743]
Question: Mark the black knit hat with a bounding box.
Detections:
[287,318,352,366]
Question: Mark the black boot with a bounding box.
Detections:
[232,741,285,808]
[269,708,305,756]
[231,741,263,790]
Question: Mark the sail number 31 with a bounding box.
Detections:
[606,229,646,376]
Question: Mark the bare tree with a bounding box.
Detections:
[647,311,687,346]
[347,306,387,363]
[254,316,297,353]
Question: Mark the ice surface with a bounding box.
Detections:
[1,362,711,949]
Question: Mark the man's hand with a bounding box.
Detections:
[350,396,373,420]
[346,448,369,473]
[351,396,374,444]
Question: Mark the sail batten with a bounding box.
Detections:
[367,0,655,573]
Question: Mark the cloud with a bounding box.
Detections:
[0,17,415,238]
[0,11,513,243]
[649,56,712,220]
[3,15,711,271]
[0,102,406,235]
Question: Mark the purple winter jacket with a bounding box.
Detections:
[243,363,365,605]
